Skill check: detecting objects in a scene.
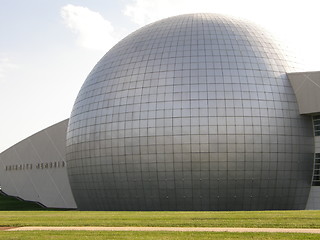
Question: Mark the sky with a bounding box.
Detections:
[1,0,320,152]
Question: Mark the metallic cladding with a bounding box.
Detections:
[66,13,314,210]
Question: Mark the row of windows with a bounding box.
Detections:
[311,116,320,185]
[5,161,66,171]
[312,153,320,186]
[313,115,320,136]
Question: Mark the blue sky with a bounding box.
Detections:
[1,0,320,152]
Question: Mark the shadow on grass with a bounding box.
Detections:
[0,191,70,211]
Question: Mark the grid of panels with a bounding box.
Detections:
[66,13,314,210]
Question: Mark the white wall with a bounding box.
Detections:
[0,119,76,209]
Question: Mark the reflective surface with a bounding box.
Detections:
[66,13,314,210]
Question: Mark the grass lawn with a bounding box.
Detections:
[0,210,320,228]
[0,231,320,240]
[1,194,320,239]
[0,193,44,211]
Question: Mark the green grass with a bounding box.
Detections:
[1,194,320,239]
[0,210,320,228]
[0,193,44,211]
[0,231,319,240]
[1,211,320,239]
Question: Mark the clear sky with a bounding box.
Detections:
[1,0,320,152]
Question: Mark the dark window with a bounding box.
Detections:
[312,153,320,186]
[313,115,320,136]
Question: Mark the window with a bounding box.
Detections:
[312,115,320,136]
[312,153,320,186]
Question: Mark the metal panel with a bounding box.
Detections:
[66,13,314,210]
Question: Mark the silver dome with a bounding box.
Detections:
[66,13,314,210]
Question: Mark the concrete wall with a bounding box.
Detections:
[287,71,320,114]
[287,71,320,209]
[306,186,320,209]
[0,119,76,209]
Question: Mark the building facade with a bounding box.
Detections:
[66,13,314,210]
[287,71,320,209]
[1,14,319,210]
[0,119,76,209]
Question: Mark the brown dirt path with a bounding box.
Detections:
[0,227,16,231]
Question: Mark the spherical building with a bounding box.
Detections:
[66,13,314,210]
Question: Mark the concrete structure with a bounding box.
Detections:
[0,119,76,209]
[287,71,320,114]
[0,14,319,211]
[287,71,320,209]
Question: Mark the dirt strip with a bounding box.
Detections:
[0,227,15,231]
[6,227,320,233]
